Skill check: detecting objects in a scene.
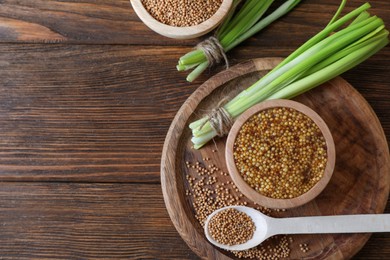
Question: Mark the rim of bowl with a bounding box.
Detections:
[225,99,336,209]
[130,0,233,39]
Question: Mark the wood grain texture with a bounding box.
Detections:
[0,182,199,259]
[0,0,388,259]
[0,0,193,45]
[0,45,194,182]
[0,182,387,259]
[0,0,387,45]
[0,45,387,182]
[161,58,390,259]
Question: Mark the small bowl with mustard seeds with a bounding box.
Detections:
[130,0,233,39]
[226,99,336,209]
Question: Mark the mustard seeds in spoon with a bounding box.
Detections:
[207,208,255,246]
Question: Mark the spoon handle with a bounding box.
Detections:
[269,214,390,235]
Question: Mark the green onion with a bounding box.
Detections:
[178,0,302,82]
[189,1,389,149]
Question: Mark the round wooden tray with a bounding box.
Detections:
[161,58,390,259]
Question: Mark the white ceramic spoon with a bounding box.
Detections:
[204,205,390,251]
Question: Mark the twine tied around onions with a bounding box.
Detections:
[196,36,229,68]
[200,99,234,137]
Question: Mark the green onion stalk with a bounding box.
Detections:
[190,1,389,149]
[177,0,302,82]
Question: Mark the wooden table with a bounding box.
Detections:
[0,0,388,259]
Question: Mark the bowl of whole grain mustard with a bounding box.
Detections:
[225,99,336,209]
[130,0,233,39]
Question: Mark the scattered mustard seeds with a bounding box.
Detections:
[233,107,328,199]
[208,208,255,246]
[141,0,223,27]
[299,243,310,253]
[233,235,291,259]
[185,158,292,259]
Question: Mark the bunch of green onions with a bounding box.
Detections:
[177,0,302,82]
[190,0,389,149]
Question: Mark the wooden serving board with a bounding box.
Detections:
[161,58,390,259]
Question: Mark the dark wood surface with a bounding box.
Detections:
[0,0,388,259]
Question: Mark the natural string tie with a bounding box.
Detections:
[206,106,234,137]
[196,36,229,68]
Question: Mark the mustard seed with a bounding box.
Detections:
[141,0,223,27]
[233,107,327,199]
[208,208,255,246]
[185,158,292,259]
[299,243,310,253]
